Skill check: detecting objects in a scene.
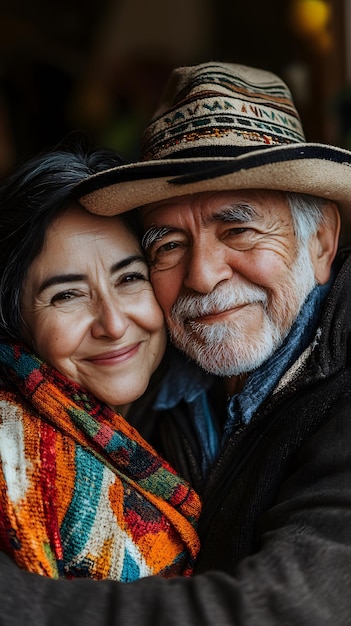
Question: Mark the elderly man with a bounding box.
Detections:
[3,62,351,625]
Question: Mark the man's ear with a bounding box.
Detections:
[309,202,340,285]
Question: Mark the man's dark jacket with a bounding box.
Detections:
[2,253,351,625]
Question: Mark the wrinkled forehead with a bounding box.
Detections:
[140,189,289,227]
[140,193,199,221]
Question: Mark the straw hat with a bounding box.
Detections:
[77,61,351,244]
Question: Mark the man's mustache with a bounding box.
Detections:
[170,283,268,321]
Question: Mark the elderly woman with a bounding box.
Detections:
[0,142,202,581]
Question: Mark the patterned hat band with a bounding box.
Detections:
[76,61,351,247]
[141,64,306,160]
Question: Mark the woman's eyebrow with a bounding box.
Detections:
[38,273,86,294]
[110,255,146,273]
[38,255,146,294]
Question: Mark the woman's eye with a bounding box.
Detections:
[50,290,80,304]
[119,271,148,285]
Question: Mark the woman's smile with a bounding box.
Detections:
[84,343,143,365]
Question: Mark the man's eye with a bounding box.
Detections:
[226,225,258,239]
[147,240,185,270]
[159,241,180,252]
[228,227,251,235]
[220,226,259,251]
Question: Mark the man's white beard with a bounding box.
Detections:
[168,241,317,376]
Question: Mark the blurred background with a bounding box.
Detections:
[0,0,350,177]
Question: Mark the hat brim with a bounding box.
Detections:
[77,143,351,245]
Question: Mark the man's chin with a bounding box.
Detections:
[171,334,279,378]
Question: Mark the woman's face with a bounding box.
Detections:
[21,205,166,413]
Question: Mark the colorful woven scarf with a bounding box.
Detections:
[0,342,201,581]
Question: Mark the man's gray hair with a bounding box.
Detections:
[286,192,330,243]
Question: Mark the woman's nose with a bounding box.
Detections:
[90,298,128,339]
[184,240,233,294]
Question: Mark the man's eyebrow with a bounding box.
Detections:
[38,255,145,294]
[142,226,178,250]
[141,204,259,250]
[213,203,260,223]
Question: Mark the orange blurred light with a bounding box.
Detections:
[289,0,331,38]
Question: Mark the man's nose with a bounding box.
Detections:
[91,298,128,339]
[184,240,233,293]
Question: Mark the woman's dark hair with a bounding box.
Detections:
[0,135,134,342]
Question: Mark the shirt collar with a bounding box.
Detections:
[153,346,216,410]
[224,279,332,438]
